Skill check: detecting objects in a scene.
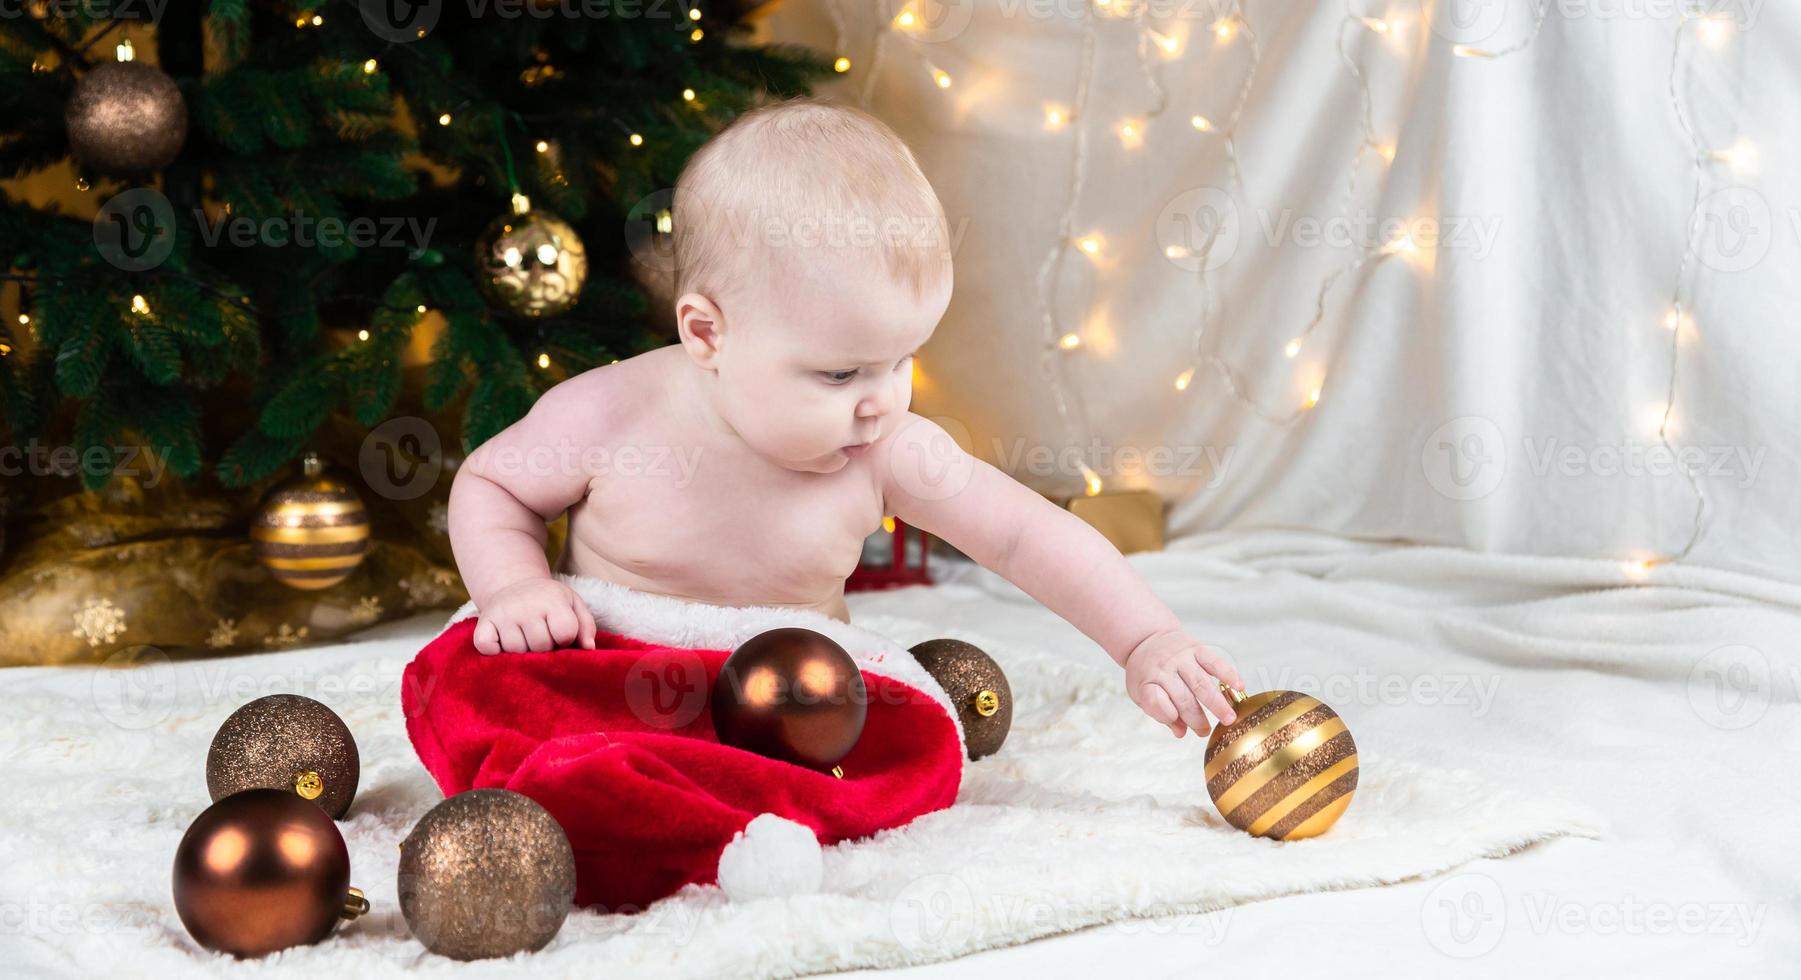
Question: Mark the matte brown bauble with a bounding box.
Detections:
[1203,685,1359,840]
[398,789,577,961]
[207,693,360,819]
[172,789,369,958]
[65,60,188,177]
[711,627,867,772]
[475,196,588,317]
[250,453,370,591]
[908,638,1012,760]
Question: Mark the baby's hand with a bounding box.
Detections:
[1123,629,1242,738]
[472,578,597,654]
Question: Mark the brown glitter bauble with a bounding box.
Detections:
[711,627,867,772]
[1203,687,1358,840]
[65,60,188,177]
[908,638,1012,761]
[250,453,370,591]
[207,694,360,819]
[398,789,577,961]
[475,199,588,317]
[172,789,370,958]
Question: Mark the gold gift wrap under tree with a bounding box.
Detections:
[0,414,566,667]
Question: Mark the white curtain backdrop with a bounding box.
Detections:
[756,0,1801,581]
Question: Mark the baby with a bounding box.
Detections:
[447,100,1241,738]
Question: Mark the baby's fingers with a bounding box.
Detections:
[1187,656,1237,726]
[473,618,501,655]
[1197,647,1242,692]
[1137,682,1188,738]
[1160,674,1209,737]
[572,596,596,649]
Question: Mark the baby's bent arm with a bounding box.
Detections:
[879,415,1183,668]
[447,376,607,609]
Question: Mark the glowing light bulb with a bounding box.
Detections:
[1213,17,1238,43]
[834,56,851,73]
[437,113,452,126]
[416,305,428,314]
[1057,332,1082,350]
[356,329,370,341]
[882,515,897,534]
[1150,30,1180,56]
[1650,405,1673,436]
[1623,557,1658,580]
[690,27,704,41]
[1697,14,1733,47]
[535,140,549,153]
[537,353,551,369]
[1711,139,1757,174]
[1044,105,1068,130]
[1453,44,1493,59]
[1384,231,1417,256]
[17,314,28,325]
[682,88,696,101]
[1663,306,1694,332]
[1361,16,1390,33]
[688,6,701,18]
[893,7,916,28]
[1081,465,1103,496]
[629,132,644,146]
[1174,367,1195,391]
[1117,120,1142,149]
[362,58,378,74]
[130,294,150,316]
[655,208,674,234]
[1164,244,1189,259]
[1075,235,1102,257]
[1190,114,1215,133]
[931,68,952,89]
[1374,142,1396,163]
[116,38,134,61]
[1284,338,1301,358]
[310,13,323,25]
[1303,386,1321,410]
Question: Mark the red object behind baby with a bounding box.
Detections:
[402,618,962,911]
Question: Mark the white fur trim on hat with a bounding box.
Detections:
[442,573,968,756]
[716,813,825,901]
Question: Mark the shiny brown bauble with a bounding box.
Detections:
[1203,687,1359,840]
[710,627,867,771]
[172,789,368,958]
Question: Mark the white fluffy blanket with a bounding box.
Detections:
[0,535,1612,977]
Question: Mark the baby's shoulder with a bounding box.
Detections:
[537,347,674,432]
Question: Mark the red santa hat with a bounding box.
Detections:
[402,575,967,909]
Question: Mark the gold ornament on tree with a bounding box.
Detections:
[251,452,370,590]
[476,193,588,317]
[207,694,361,819]
[908,638,1012,760]
[1203,684,1358,840]
[398,789,577,961]
[65,39,188,177]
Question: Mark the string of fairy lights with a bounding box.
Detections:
[824,0,1744,569]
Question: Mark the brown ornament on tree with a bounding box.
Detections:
[908,638,1012,760]
[711,628,867,773]
[172,789,370,958]
[251,452,370,591]
[65,44,188,178]
[207,693,360,819]
[475,194,588,317]
[398,789,577,961]
[1203,685,1359,840]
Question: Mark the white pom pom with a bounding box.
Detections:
[716,813,824,901]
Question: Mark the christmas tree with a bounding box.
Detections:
[0,0,828,492]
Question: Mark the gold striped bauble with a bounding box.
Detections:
[251,453,370,591]
[1203,687,1358,840]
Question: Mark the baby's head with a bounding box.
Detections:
[670,99,953,473]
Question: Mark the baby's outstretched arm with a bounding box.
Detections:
[447,377,601,653]
[879,414,1241,737]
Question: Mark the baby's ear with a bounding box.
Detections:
[675,292,726,367]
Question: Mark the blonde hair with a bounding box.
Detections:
[671,98,952,304]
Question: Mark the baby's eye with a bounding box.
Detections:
[820,369,858,385]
